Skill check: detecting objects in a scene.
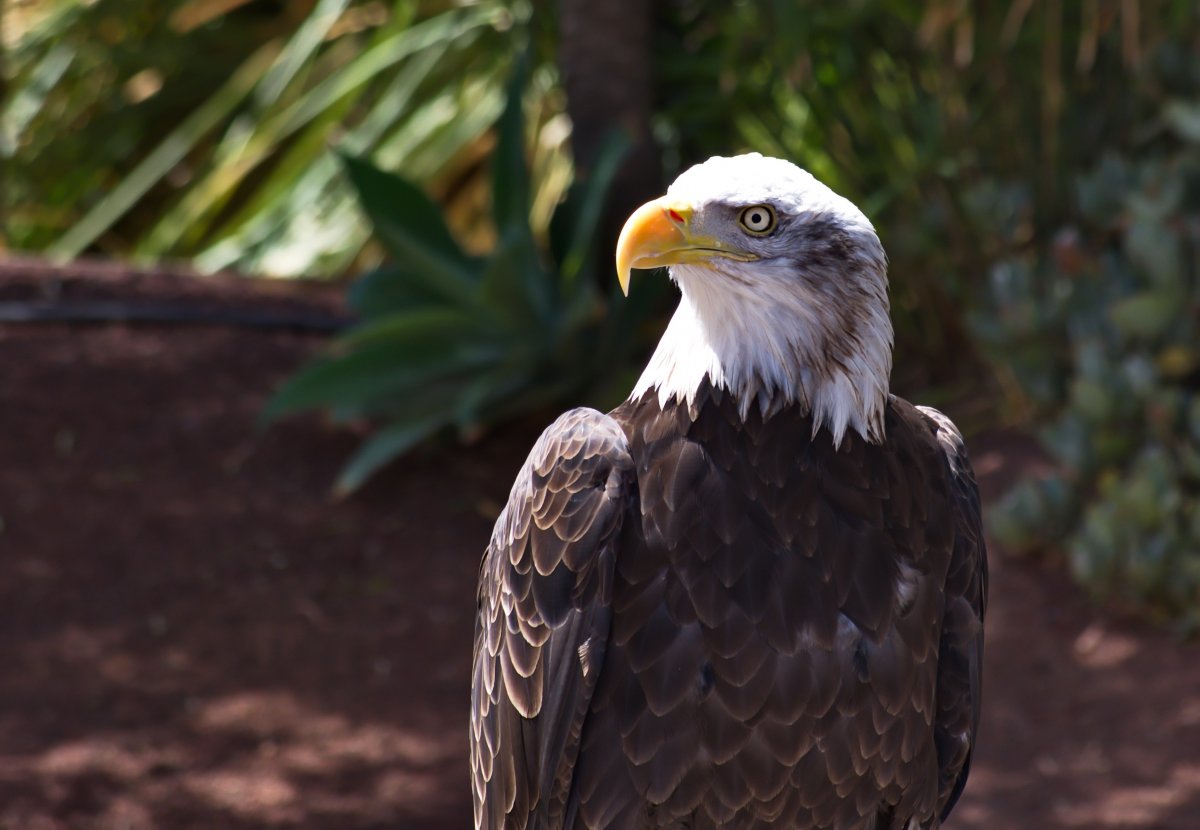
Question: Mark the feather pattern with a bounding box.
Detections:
[471,408,634,829]
[472,385,986,829]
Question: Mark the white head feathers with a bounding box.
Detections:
[630,153,893,445]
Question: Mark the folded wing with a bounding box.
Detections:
[471,408,634,830]
[917,406,988,824]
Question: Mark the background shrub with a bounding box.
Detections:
[980,63,1200,629]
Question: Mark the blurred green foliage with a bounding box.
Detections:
[4,0,524,275]
[263,64,658,494]
[979,50,1200,630]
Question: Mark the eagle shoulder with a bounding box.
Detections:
[913,404,988,824]
[471,408,635,830]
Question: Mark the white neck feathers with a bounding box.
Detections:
[629,260,893,446]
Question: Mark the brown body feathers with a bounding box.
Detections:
[471,382,986,829]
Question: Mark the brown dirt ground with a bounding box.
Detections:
[1,265,1198,829]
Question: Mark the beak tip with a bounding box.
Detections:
[618,269,631,297]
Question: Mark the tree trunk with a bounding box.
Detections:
[558,0,661,282]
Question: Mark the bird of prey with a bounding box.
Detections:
[471,153,987,830]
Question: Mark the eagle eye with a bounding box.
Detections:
[738,205,776,235]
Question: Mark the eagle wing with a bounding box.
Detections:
[917,406,988,824]
[471,408,634,830]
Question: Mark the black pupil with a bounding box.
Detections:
[749,210,765,227]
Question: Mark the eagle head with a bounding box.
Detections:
[616,153,893,445]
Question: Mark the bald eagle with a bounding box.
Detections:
[471,154,986,829]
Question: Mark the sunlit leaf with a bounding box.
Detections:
[0,41,73,157]
[192,42,450,270]
[254,0,350,108]
[132,5,502,266]
[47,40,281,259]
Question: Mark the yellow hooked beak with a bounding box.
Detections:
[615,197,758,296]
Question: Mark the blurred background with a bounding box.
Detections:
[2,0,1200,827]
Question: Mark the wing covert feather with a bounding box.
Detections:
[917,405,988,824]
[471,408,633,830]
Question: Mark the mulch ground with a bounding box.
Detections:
[1,263,1198,829]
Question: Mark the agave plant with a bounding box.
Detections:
[263,63,653,494]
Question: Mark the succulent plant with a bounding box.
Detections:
[976,75,1200,630]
